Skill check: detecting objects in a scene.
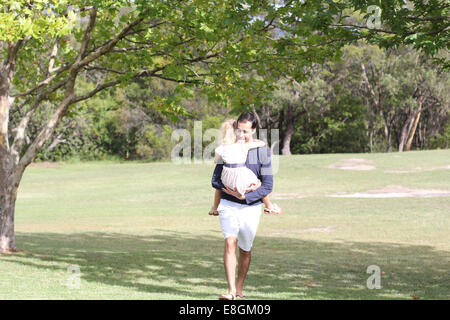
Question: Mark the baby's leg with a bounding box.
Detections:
[262,195,273,209]
[262,195,283,215]
[209,189,221,216]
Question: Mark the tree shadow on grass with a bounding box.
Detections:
[2,231,449,299]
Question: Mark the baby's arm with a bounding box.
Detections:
[245,139,266,151]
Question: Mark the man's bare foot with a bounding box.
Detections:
[219,292,235,300]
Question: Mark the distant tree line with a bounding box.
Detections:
[258,44,449,155]
[14,43,447,162]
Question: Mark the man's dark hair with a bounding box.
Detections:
[237,111,258,129]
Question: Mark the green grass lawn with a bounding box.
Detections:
[0,149,449,299]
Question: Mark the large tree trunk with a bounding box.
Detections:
[0,77,17,252]
[0,182,19,252]
[0,91,75,253]
[281,120,294,155]
[0,39,30,252]
[398,114,414,152]
[399,95,427,152]
[399,110,422,152]
[405,111,421,151]
[387,128,392,152]
[0,95,74,253]
[0,88,22,252]
[404,96,425,151]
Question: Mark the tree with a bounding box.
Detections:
[0,0,366,252]
[335,0,449,69]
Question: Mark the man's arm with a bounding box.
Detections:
[244,147,273,204]
[211,163,226,190]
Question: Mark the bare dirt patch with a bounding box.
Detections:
[384,164,450,174]
[28,161,60,169]
[329,184,450,198]
[325,158,376,171]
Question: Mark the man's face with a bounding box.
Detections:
[235,120,255,142]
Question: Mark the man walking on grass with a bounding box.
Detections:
[211,111,275,300]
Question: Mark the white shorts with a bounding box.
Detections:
[217,198,263,252]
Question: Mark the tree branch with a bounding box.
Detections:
[11,63,71,98]
[72,65,167,104]
[78,8,98,60]
[4,37,31,80]
[150,74,204,84]
[73,16,145,71]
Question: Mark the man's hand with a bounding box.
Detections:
[247,181,262,192]
[222,186,246,200]
[222,180,262,200]
[208,207,219,216]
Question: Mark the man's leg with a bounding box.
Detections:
[235,203,263,297]
[236,247,251,297]
[223,236,238,296]
[218,199,240,298]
